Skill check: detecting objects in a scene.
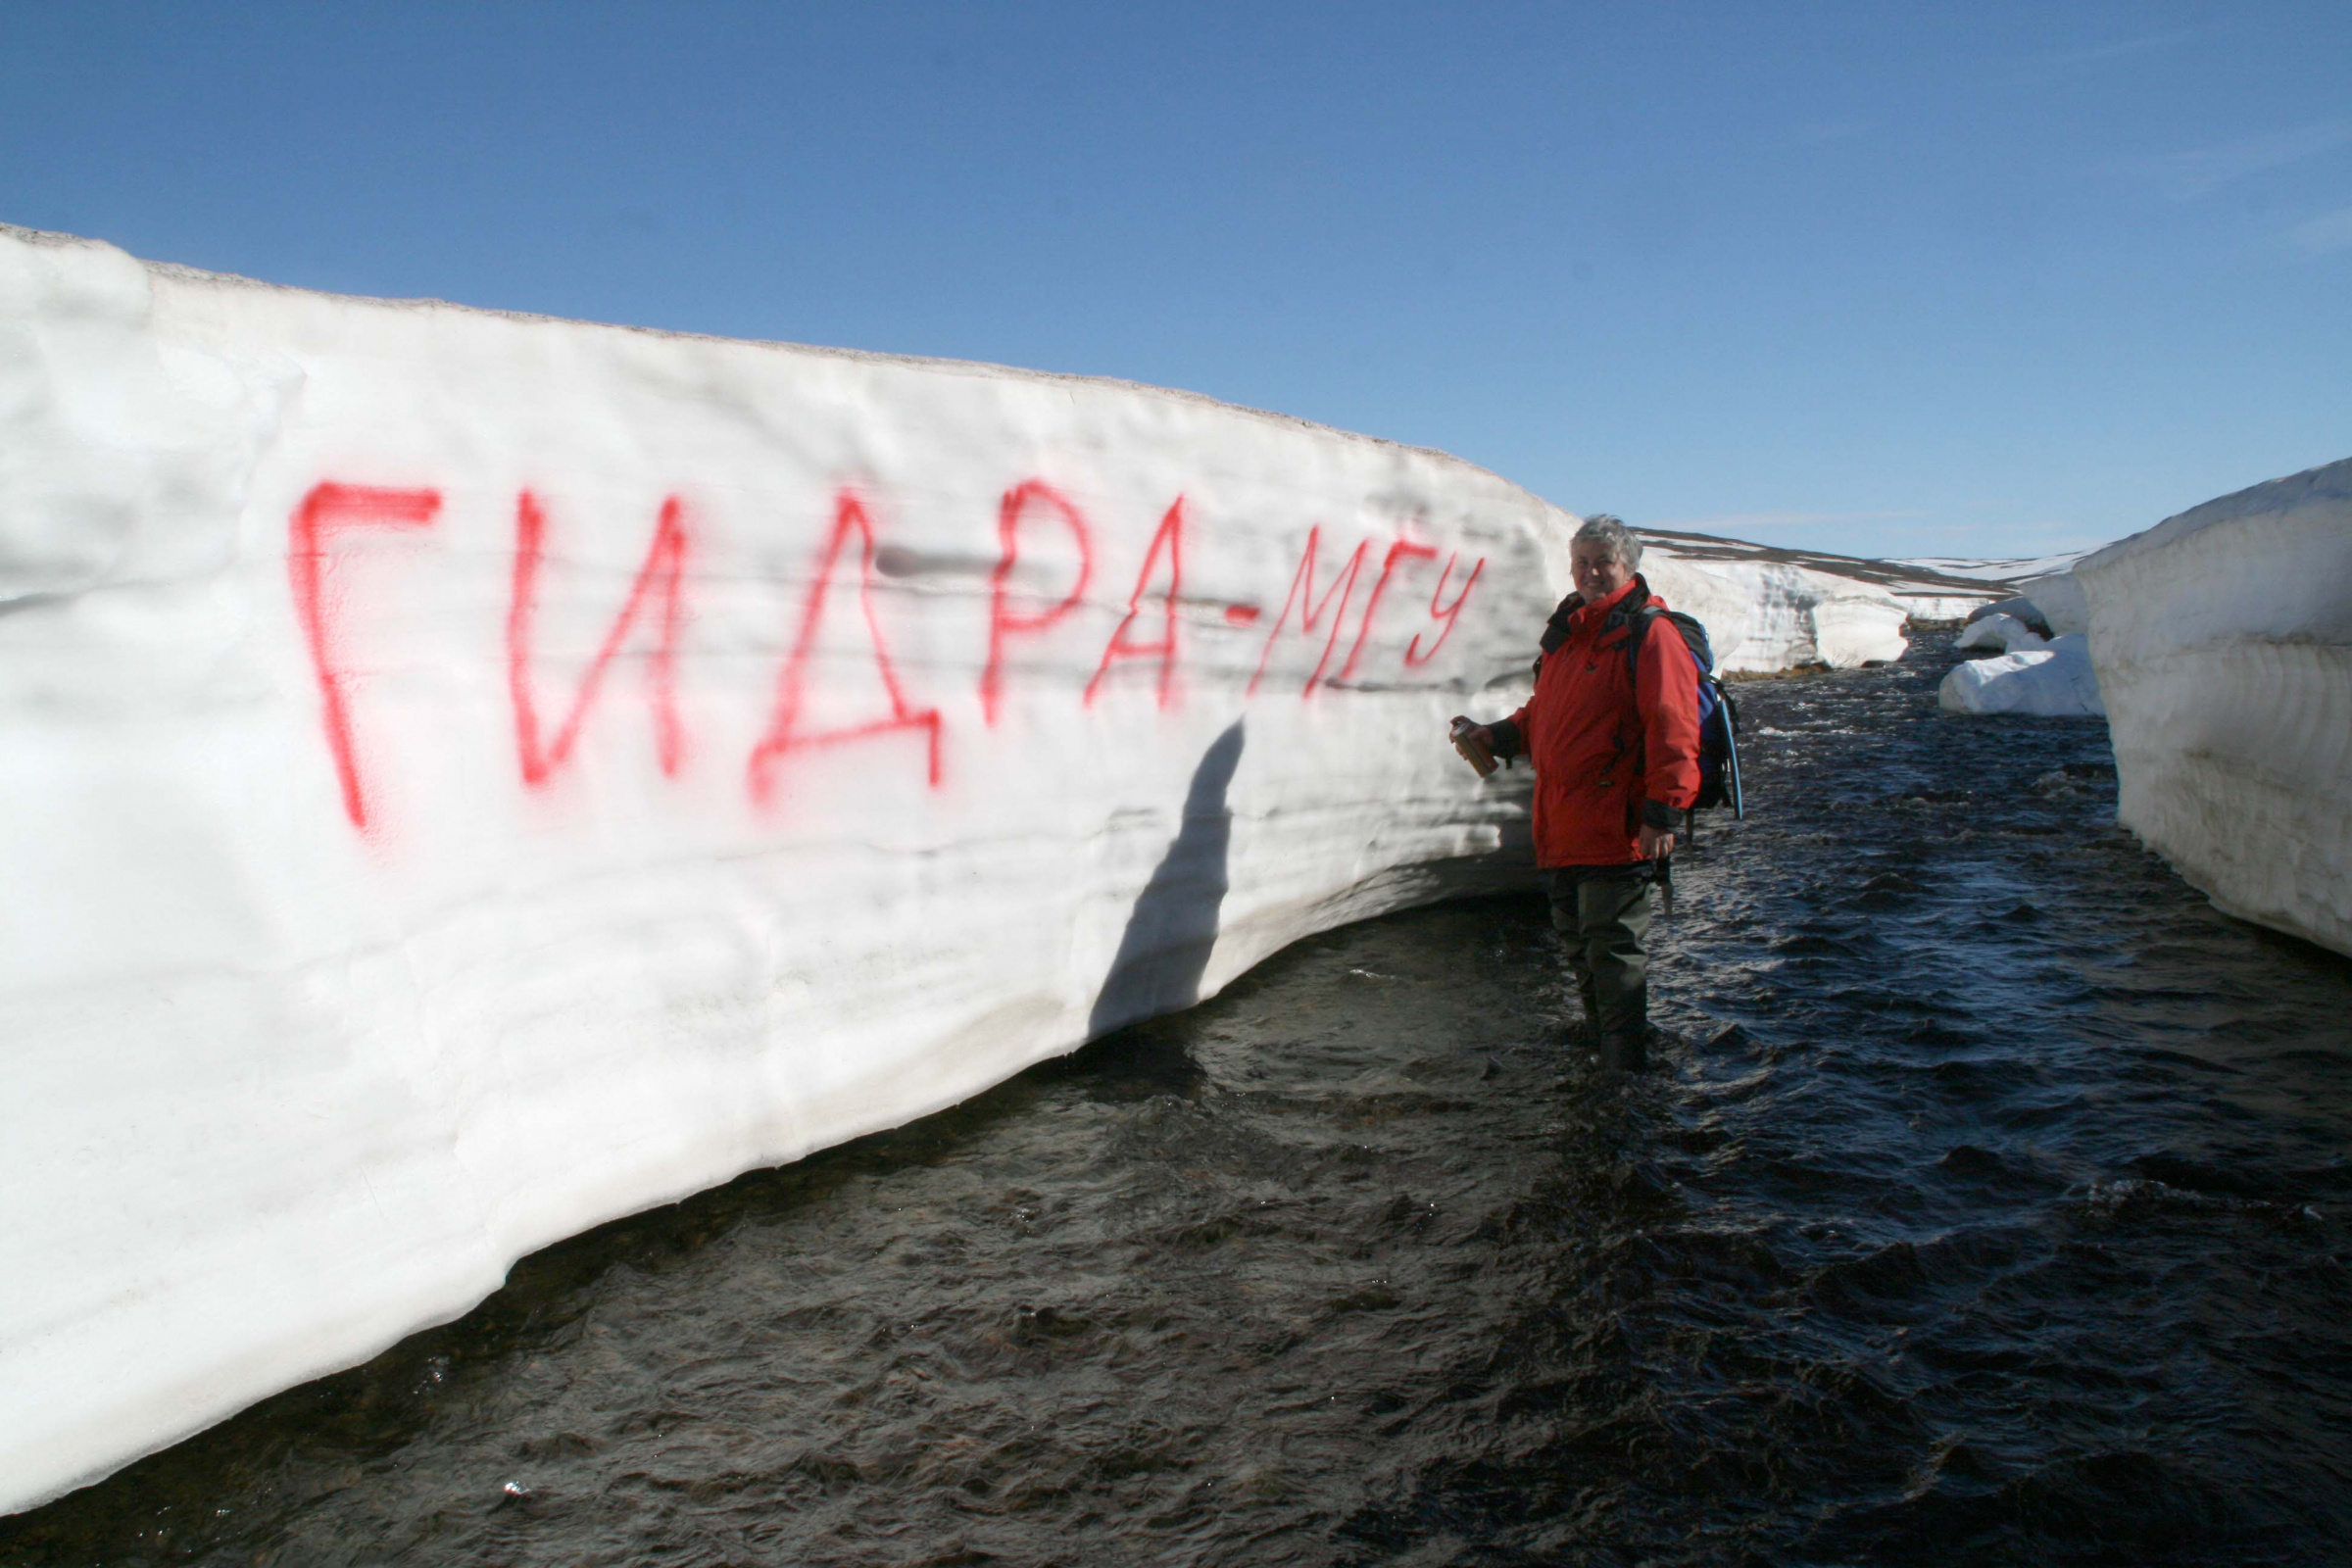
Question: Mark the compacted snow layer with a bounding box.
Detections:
[2076,459,2352,958]
[0,224,1934,1512]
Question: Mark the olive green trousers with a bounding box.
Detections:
[1544,863,1655,1041]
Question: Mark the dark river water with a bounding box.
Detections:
[9,632,2351,1566]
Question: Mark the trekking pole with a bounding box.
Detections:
[1656,852,1675,918]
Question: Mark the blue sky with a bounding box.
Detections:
[4,2,2346,558]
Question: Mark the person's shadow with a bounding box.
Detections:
[1087,720,1246,1039]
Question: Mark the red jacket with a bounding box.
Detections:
[1494,575,1702,866]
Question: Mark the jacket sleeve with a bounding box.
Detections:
[1636,620,1701,813]
[1490,704,1530,761]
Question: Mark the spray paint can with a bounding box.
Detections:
[1448,717,1498,779]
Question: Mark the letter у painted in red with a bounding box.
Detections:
[1403,551,1485,666]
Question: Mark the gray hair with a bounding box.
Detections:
[1573,514,1642,572]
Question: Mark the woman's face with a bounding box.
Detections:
[1571,539,1633,602]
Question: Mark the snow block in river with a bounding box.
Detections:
[1938,634,2105,717]
[1955,612,2048,655]
[2076,458,2352,957]
[0,223,1911,1511]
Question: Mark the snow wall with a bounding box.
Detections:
[0,224,1902,1512]
[2076,458,2352,958]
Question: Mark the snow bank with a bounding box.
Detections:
[2076,458,2352,957]
[0,222,1944,1511]
[1896,592,1999,624]
[1633,551,1911,671]
[1900,549,2092,583]
[1900,551,2095,625]
[1938,635,2105,717]
[1544,529,1916,671]
[1642,529,2001,636]
[0,223,1901,1512]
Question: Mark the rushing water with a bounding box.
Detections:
[10,633,2351,1566]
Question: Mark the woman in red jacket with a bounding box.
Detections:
[1456,515,1701,1071]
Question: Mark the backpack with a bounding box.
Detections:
[1626,607,1744,826]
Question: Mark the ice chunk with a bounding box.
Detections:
[1937,634,2105,716]
[2076,458,2352,957]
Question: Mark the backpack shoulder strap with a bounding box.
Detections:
[1623,605,1666,684]
[1627,607,1717,683]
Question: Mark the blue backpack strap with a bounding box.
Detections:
[1622,604,1675,685]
